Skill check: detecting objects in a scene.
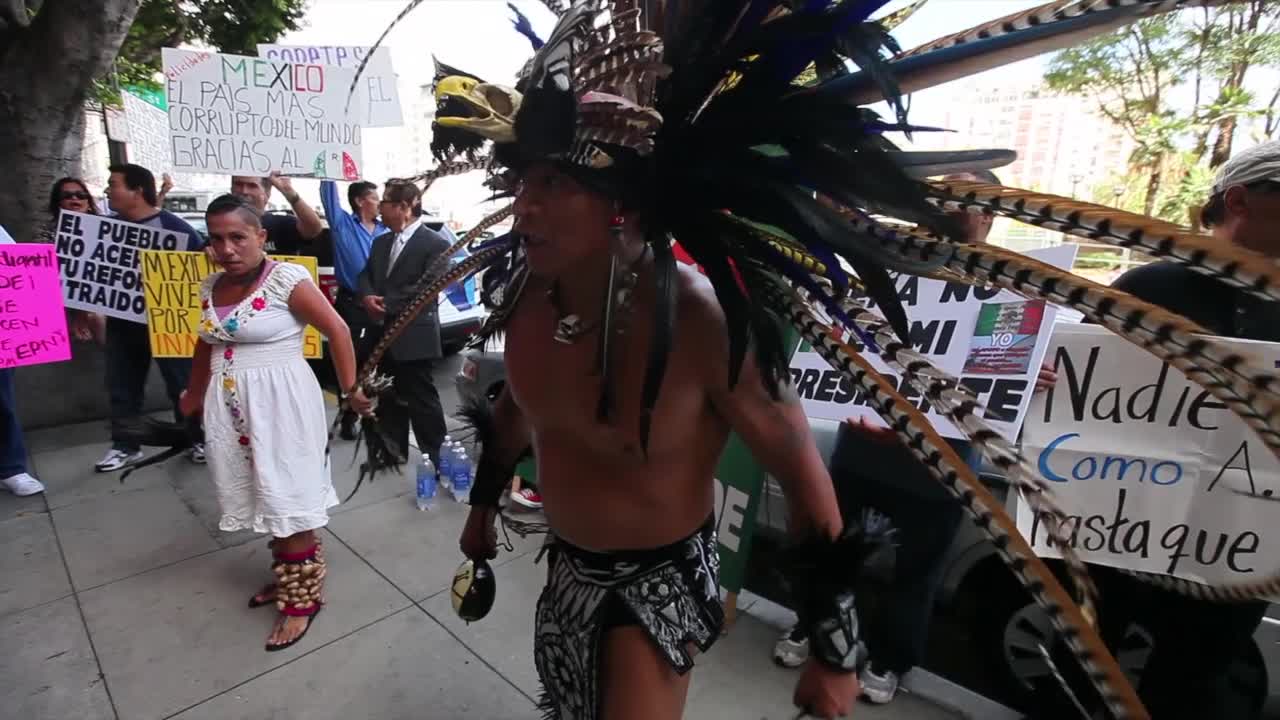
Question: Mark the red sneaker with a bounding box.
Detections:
[510,487,543,509]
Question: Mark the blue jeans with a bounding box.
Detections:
[826,423,973,674]
[0,368,28,477]
[105,317,191,452]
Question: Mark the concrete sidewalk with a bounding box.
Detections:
[1,413,962,720]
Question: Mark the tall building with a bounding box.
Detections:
[901,77,1135,253]
[907,78,1134,199]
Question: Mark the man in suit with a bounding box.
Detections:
[358,180,452,465]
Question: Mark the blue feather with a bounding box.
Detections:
[752,242,880,352]
[508,2,544,51]
[817,4,1148,103]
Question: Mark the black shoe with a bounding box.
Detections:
[339,412,357,441]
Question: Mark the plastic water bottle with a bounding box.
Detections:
[438,440,455,490]
[416,455,437,511]
[451,450,472,504]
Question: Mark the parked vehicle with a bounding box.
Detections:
[438,245,489,355]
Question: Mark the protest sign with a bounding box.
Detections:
[0,244,70,369]
[258,44,402,127]
[122,88,173,176]
[788,245,1077,442]
[161,48,364,179]
[141,251,322,358]
[1015,323,1280,588]
[55,211,193,323]
[715,433,768,596]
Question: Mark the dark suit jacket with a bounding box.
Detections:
[357,222,452,362]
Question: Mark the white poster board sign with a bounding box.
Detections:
[1015,322,1280,588]
[161,48,365,180]
[122,89,173,176]
[257,44,403,128]
[789,244,1077,442]
[54,211,192,323]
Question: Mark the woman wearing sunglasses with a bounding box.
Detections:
[46,178,105,345]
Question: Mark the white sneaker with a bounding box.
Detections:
[1,472,44,496]
[188,442,206,464]
[859,666,900,704]
[772,625,809,668]
[95,448,143,473]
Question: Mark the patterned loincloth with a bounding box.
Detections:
[532,515,723,720]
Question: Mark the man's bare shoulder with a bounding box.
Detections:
[672,263,728,336]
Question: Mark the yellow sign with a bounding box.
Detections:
[141,251,322,358]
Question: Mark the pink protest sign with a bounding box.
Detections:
[0,243,71,368]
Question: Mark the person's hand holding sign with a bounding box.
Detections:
[1034,363,1057,393]
[268,170,301,204]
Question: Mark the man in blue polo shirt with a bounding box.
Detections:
[320,179,387,438]
[90,163,206,472]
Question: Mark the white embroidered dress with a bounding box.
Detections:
[197,262,337,536]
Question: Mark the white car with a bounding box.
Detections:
[437,245,489,354]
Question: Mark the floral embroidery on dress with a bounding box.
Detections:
[198,264,288,467]
[196,262,311,470]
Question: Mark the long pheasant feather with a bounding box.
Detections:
[770,285,1148,720]
[927,179,1280,305]
[866,228,1280,456]
[821,0,1248,104]
[872,238,1280,605]
[786,278,1101,620]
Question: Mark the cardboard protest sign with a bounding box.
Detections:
[258,44,402,127]
[0,244,71,369]
[141,251,322,358]
[122,88,174,176]
[1015,323,1280,588]
[161,48,364,179]
[55,211,193,323]
[788,245,1077,442]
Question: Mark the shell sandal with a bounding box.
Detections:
[250,538,323,608]
[248,583,278,609]
[264,543,326,652]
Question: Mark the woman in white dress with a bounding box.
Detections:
[179,194,373,652]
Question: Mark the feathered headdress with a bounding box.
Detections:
[345,2,1280,718]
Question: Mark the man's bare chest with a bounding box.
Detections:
[502,299,702,456]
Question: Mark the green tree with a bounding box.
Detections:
[1195,1,1280,166]
[96,0,309,106]
[1046,4,1280,223]
[0,0,307,243]
[1045,16,1187,217]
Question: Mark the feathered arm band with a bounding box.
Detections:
[781,522,889,674]
[456,394,531,509]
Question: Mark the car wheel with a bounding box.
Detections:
[972,564,1149,717]
[991,595,1267,718]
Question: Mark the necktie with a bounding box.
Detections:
[387,232,407,276]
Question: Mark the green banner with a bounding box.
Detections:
[124,84,167,111]
[715,325,800,593]
[714,434,768,593]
